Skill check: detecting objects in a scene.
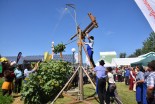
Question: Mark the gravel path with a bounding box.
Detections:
[12,94,24,104]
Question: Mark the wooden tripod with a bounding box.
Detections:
[51,13,98,104]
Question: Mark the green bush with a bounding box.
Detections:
[22,60,73,104]
[53,43,66,54]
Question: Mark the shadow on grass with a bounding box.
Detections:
[85,92,100,103]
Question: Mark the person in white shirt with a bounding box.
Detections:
[24,62,39,82]
[106,67,116,104]
[84,32,96,68]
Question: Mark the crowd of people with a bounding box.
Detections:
[93,60,155,104]
[0,56,155,104]
[0,59,39,96]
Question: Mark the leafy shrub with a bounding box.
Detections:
[53,43,66,54]
[22,60,73,104]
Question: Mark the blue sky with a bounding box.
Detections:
[0,0,153,62]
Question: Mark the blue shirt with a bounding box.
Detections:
[125,69,130,77]
[14,68,22,78]
[136,71,144,81]
[94,65,106,78]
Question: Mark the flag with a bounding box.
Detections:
[135,0,155,32]
[17,52,22,64]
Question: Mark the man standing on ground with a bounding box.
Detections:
[94,60,107,104]
[125,66,130,85]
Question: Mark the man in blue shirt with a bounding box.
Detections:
[94,60,106,104]
[125,66,130,85]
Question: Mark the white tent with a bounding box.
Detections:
[111,58,143,66]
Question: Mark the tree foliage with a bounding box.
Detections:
[142,32,155,54]
[53,43,66,54]
[128,32,155,57]
[22,60,73,104]
[119,53,126,58]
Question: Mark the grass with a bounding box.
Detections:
[0,77,137,104]
[0,78,13,104]
[116,82,136,104]
[55,82,137,104]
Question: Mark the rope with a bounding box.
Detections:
[66,9,78,33]
[65,39,77,46]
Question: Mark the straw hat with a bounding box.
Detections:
[0,57,8,62]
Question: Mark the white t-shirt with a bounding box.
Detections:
[107,72,115,83]
[85,39,94,51]
[24,69,35,78]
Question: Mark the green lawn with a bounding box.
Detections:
[116,82,136,104]
[55,82,137,104]
[0,78,13,104]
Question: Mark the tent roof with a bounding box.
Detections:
[111,58,143,66]
[138,52,155,58]
[100,51,116,56]
[131,52,155,66]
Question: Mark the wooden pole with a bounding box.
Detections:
[81,66,96,89]
[51,66,80,104]
[77,27,84,100]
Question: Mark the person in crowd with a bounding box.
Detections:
[142,66,150,104]
[1,61,15,96]
[106,67,116,104]
[115,67,119,82]
[94,60,107,104]
[112,68,117,82]
[14,64,23,94]
[72,67,78,87]
[117,68,122,82]
[2,70,14,96]
[146,60,155,104]
[121,66,125,82]
[135,65,145,104]
[83,71,88,84]
[84,32,96,68]
[24,62,39,82]
[125,66,130,85]
[129,67,136,90]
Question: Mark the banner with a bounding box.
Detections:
[135,0,155,32]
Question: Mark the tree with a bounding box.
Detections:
[134,49,142,57]
[128,32,155,57]
[142,32,155,53]
[119,53,126,58]
[128,54,136,58]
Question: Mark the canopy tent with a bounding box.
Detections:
[131,52,155,66]
[111,58,143,66]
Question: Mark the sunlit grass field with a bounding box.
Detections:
[55,82,137,104]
